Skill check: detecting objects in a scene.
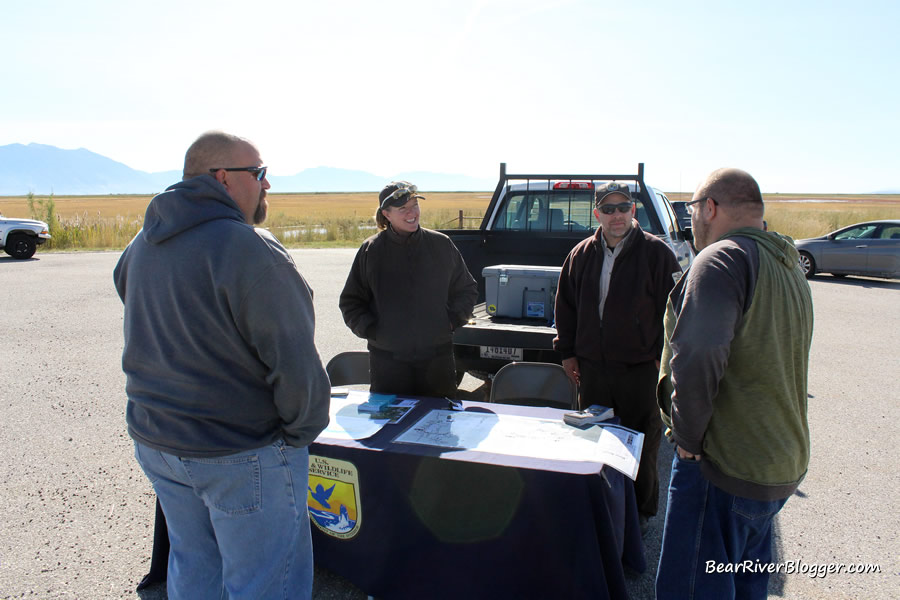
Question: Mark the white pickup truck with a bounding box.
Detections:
[0,215,52,259]
[441,163,694,380]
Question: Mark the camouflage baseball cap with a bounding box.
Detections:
[379,181,425,209]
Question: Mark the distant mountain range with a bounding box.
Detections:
[0,143,495,195]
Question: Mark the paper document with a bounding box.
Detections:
[594,424,644,480]
[317,393,418,441]
[394,410,644,479]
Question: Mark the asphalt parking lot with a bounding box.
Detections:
[1,250,897,599]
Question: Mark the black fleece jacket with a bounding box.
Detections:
[339,226,477,361]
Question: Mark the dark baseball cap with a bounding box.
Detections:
[595,182,633,206]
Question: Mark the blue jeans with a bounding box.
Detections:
[655,454,788,600]
[134,440,313,600]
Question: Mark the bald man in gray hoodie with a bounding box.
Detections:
[115,131,330,600]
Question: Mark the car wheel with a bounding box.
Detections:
[798,252,815,279]
[7,234,37,259]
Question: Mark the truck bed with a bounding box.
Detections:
[452,303,561,379]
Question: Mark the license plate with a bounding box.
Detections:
[479,346,523,361]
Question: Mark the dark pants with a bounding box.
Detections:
[578,357,662,518]
[369,346,459,399]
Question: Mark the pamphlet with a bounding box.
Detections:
[594,423,644,480]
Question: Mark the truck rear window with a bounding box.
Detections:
[493,190,659,235]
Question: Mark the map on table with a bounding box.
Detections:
[394,409,643,479]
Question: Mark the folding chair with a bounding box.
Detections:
[489,361,577,410]
[325,351,371,386]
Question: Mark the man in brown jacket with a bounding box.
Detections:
[554,182,681,532]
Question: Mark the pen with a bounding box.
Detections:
[444,397,463,411]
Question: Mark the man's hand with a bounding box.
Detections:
[562,357,580,385]
[676,445,702,461]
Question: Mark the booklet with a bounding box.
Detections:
[363,399,418,424]
[358,392,397,413]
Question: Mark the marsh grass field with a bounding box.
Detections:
[2,191,898,252]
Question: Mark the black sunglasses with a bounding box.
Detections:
[597,201,633,215]
[210,166,268,181]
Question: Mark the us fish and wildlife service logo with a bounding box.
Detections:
[307,455,361,539]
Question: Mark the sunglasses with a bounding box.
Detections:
[210,166,268,181]
[597,201,633,215]
[380,183,419,209]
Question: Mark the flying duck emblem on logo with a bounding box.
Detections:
[307,455,361,539]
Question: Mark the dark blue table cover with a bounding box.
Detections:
[309,398,646,600]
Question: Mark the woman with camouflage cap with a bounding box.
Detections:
[339,181,478,398]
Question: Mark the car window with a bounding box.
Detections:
[878,225,900,240]
[494,190,594,231]
[633,199,662,235]
[492,184,663,236]
[656,192,678,234]
[548,192,594,231]
[493,193,527,230]
[835,225,879,240]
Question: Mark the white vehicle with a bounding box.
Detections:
[481,176,695,271]
[442,163,695,379]
[0,216,52,259]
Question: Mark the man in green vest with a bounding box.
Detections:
[655,168,813,600]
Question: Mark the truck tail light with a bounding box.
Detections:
[552,182,593,190]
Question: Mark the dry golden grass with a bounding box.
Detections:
[3,191,897,250]
[667,193,900,240]
[0,194,154,220]
[0,192,493,222]
[267,192,493,222]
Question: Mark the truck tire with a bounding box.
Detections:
[7,234,37,259]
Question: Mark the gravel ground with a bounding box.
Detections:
[1,250,897,599]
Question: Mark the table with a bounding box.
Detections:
[309,397,645,599]
[140,398,646,599]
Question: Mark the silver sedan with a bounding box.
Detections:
[795,219,900,279]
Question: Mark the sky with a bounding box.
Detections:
[2,0,898,194]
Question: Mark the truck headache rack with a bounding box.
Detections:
[442,161,694,381]
[483,162,655,235]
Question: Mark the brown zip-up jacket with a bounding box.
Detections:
[554,223,681,365]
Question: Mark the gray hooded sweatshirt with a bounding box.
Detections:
[114,175,330,457]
